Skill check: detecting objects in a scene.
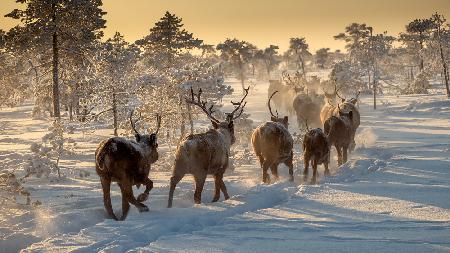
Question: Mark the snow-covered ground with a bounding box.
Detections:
[1,80,450,252]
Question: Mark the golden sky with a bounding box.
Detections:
[1,0,449,52]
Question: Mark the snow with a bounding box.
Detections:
[1,80,450,252]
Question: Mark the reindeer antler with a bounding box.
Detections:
[226,86,250,122]
[153,114,162,135]
[186,88,220,124]
[130,109,142,135]
[268,90,279,118]
[334,82,346,102]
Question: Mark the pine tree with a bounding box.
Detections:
[260,45,280,78]
[286,37,311,76]
[399,18,434,71]
[315,48,330,69]
[137,11,202,68]
[216,38,253,92]
[94,32,141,136]
[5,0,106,118]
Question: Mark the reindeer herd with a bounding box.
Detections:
[95,78,361,220]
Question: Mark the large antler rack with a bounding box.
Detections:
[226,86,250,122]
[333,81,346,102]
[186,88,220,124]
[130,109,142,135]
[153,114,162,135]
[268,90,279,118]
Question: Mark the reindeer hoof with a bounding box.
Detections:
[137,192,149,202]
[138,204,149,212]
[289,176,294,182]
[212,198,219,203]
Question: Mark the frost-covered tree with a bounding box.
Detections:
[136,11,202,68]
[138,58,230,144]
[315,48,330,69]
[429,13,450,97]
[27,119,74,178]
[335,23,394,108]
[5,0,106,118]
[286,37,311,76]
[399,18,434,71]
[93,32,141,136]
[217,38,253,91]
[260,45,280,78]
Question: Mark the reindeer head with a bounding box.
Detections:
[337,105,353,121]
[187,87,249,146]
[348,91,360,105]
[268,90,289,128]
[130,110,161,163]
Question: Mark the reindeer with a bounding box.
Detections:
[167,87,249,208]
[251,91,294,183]
[324,106,353,166]
[302,122,331,184]
[95,111,161,220]
[292,93,323,129]
[320,85,361,151]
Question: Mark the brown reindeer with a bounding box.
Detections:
[252,91,294,183]
[167,87,249,208]
[95,111,161,220]
[324,107,353,166]
[302,125,330,184]
[320,85,361,151]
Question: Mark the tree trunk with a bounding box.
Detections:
[300,58,306,77]
[186,102,194,134]
[112,88,118,136]
[69,100,73,121]
[373,67,377,110]
[438,39,449,97]
[52,2,60,118]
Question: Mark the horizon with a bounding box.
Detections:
[1,0,449,52]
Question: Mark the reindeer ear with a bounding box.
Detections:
[348,111,353,119]
[150,133,157,146]
[135,134,141,142]
[341,98,345,103]
[271,116,277,122]
[338,110,344,117]
[283,116,289,124]
[212,120,219,129]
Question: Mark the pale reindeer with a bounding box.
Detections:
[324,106,354,166]
[251,91,294,183]
[95,111,161,220]
[302,121,331,184]
[167,87,249,208]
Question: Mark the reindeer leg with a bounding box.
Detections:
[270,163,279,182]
[285,152,294,182]
[120,188,130,221]
[311,159,318,184]
[137,178,153,203]
[168,175,182,208]
[262,160,271,184]
[303,156,310,181]
[194,174,207,204]
[343,146,348,164]
[219,174,230,200]
[212,174,221,202]
[336,146,343,166]
[324,162,330,176]
[120,180,148,220]
[100,177,118,220]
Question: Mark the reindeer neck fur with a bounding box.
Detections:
[215,127,233,150]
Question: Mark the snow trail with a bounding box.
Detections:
[1,81,450,252]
